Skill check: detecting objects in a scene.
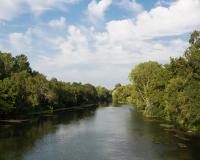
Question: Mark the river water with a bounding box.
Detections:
[0,105,200,160]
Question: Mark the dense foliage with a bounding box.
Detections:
[0,52,111,116]
[113,31,200,132]
[112,84,135,104]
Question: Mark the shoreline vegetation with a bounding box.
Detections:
[0,51,112,119]
[112,31,200,136]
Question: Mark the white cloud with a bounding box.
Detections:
[4,0,200,88]
[106,0,200,40]
[32,24,188,87]
[117,0,143,12]
[40,25,90,66]
[9,31,32,52]
[9,33,24,49]
[25,0,79,15]
[48,17,66,28]
[0,0,79,21]
[0,0,22,21]
[87,0,112,24]
[156,0,173,7]
[40,65,130,87]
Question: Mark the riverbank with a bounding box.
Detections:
[115,103,200,137]
[30,104,97,115]
[136,107,200,138]
[0,103,99,128]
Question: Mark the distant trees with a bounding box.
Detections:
[112,31,200,132]
[112,84,134,104]
[96,86,112,102]
[0,52,111,116]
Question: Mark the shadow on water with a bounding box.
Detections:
[128,106,200,160]
[0,104,200,160]
[0,106,97,160]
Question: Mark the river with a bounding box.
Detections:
[0,105,200,160]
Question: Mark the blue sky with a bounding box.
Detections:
[0,0,200,88]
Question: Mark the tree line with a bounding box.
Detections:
[0,52,111,116]
[112,31,200,133]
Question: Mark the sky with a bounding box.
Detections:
[0,0,200,88]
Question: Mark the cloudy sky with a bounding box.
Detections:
[0,0,200,88]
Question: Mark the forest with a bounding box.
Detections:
[0,53,111,116]
[112,31,200,133]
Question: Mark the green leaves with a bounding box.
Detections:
[14,54,32,73]
[0,78,19,114]
[129,61,169,117]
[96,86,111,102]
[115,31,200,132]
[0,51,111,116]
[112,84,134,104]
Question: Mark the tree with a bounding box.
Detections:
[0,51,111,116]
[96,86,111,102]
[129,61,170,117]
[114,83,122,89]
[0,78,19,114]
[0,58,5,80]
[14,54,32,73]
[112,84,134,104]
[0,52,15,79]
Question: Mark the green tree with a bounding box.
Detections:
[0,52,15,79]
[14,54,32,73]
[96,86,111,102]
[129,61,170,117]
[0,78,19,114]
[112,84,134,104]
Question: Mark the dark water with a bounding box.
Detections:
[0,105,200,160]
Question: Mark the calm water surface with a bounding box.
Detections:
[0,105,200,160]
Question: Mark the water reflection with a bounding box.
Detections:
[0,107,96,160]
[0,105,200,160]
[128,107,200,160]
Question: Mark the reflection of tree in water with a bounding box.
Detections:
[0,106,97,160]
[128,108,200,160]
